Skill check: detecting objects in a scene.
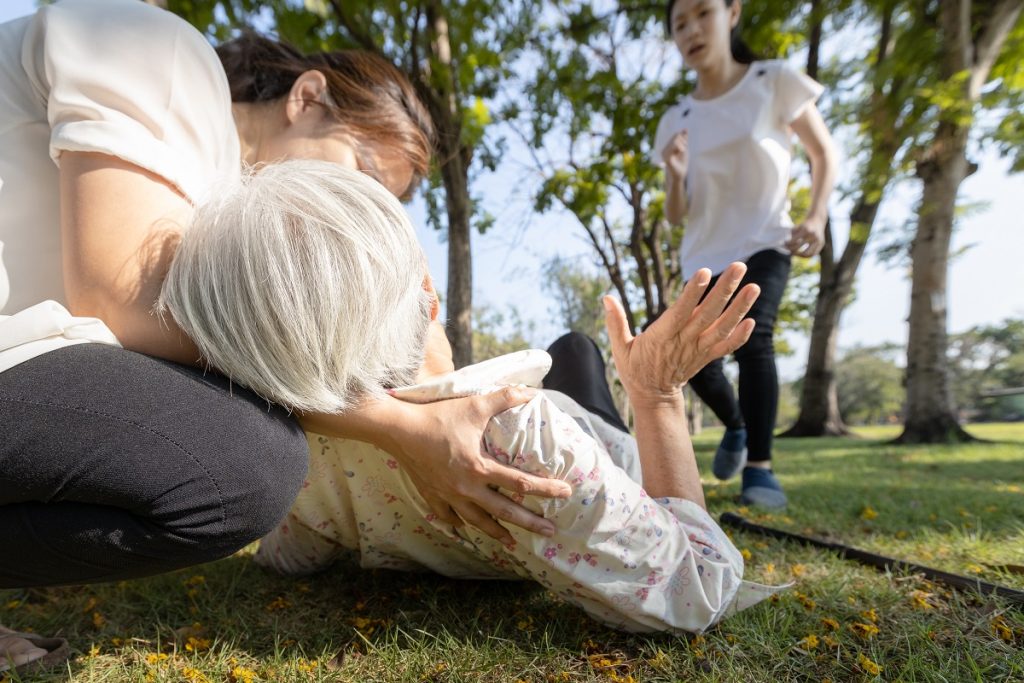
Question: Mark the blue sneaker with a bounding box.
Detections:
[712,427,748,480]
[740,467,787,509]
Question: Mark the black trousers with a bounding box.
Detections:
[544,332,629,434]
[0,344,308,588]
[687,249,791,463]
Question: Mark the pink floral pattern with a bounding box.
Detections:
[256,351,785,633]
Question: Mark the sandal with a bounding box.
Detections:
[0,626,70,676]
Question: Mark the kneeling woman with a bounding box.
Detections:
[160,160,785,633]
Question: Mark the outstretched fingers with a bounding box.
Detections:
[690,262,747,332]
[705,316,756,360]
[658,268,712,334]
[694,282,760,348]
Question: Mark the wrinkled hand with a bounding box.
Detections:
[786,217,826,257]
[604,262,760,406]
[390,388,572,544]
[662,131,689,180]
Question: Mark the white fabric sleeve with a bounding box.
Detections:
[29,0,239,203]
[487,395,760,633]
[773,62,824,125]
[254,512,344,575]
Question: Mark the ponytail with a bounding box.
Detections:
[729,22,758,65]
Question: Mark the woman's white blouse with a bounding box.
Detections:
[0,0,239,370]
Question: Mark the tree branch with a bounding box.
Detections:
[327,0,379,53]
[969,0,1023,98]
[566,2,664,35]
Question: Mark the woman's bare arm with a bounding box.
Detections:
[662,131,689,225]
[786,103,838,257]
[59,151,199,364]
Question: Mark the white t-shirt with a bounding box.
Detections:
[0,0,239,371]
[654,60,823,278]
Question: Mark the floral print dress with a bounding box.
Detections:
[256,350,784,633]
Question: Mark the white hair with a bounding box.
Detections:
[158,159,432,413]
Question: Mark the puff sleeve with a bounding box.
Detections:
[486,395,785,633]
[773,61,824,125]
[23,0,240,203]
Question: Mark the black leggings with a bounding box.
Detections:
[544,332,629,434]
[688,249,791,463]
[0,344,308,588]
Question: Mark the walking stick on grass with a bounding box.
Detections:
[719,512,1024,607]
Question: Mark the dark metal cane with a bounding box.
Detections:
[720,512,1024,606]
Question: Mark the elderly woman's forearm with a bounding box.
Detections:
[631,395,706,508]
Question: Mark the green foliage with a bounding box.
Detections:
[948,317,1024,413]
[541,257,610,346]
[776,184,821,352]
[515,3,688,326]
[915,70,974,127]
[775,256,819,355]
[834,343,905,425]
[168,0,539,239]
[471,306,535,361]
[985,16,1024,171]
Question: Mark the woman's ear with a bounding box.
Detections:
[422,274,440,321]
[729,0,742,29]
[285,70,330,126]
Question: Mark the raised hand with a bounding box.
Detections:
[603,262,760,407]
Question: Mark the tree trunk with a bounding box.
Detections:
[897,123,974,443]
[780,0,848,436]
[897,0,1021,442]
[782,1,896,437]
[685,385,702,436]
[441,146,474,368]
[782,262,849,436]
[423,2,473,368]
[782,201,880,436]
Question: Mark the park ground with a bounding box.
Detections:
[2,424,1022,682]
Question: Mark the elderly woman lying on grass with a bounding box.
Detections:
[159,160,784,633]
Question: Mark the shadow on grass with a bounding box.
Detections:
[2,553,668,680]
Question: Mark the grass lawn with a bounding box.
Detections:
[2,423,1023,682]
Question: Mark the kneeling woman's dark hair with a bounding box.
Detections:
[216,33,435,198]
[664,0,758,65]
